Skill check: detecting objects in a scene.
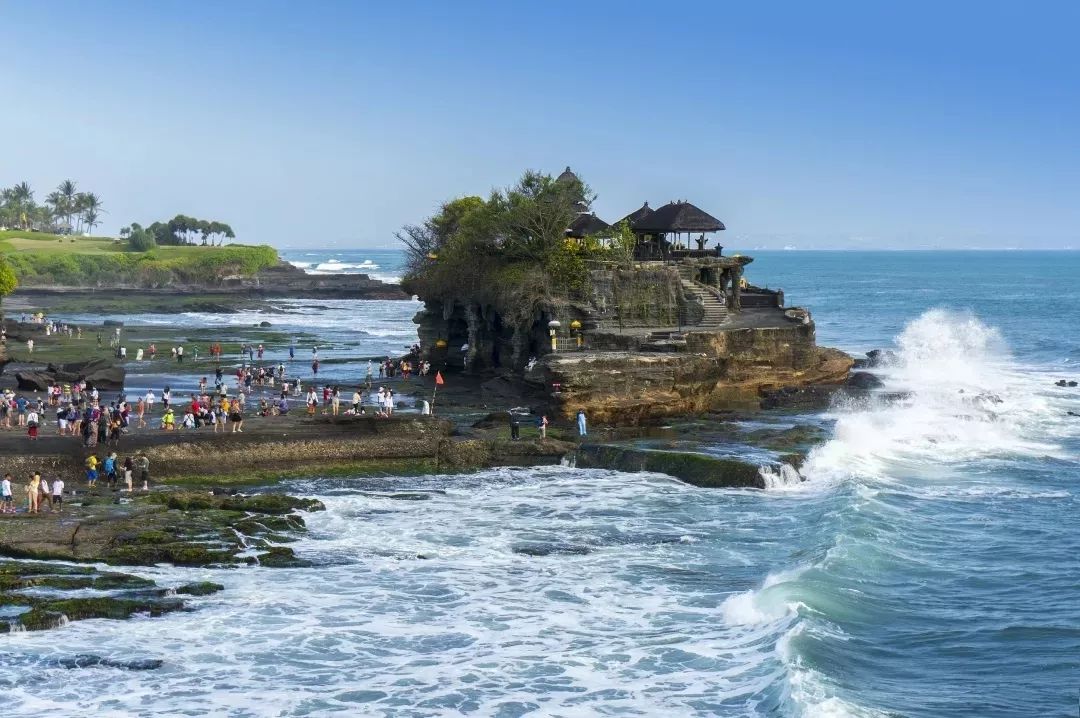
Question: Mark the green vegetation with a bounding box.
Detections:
[0,229,278,288]
[0,179,103,234]
[0,178,257,287]
[3,244,278,287]
[123,215,235,248]
[398,168,628,331]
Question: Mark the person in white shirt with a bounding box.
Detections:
[26,410,39,440]
[145,390,156,411]
[1,474,13,513]
[51,479,64,512]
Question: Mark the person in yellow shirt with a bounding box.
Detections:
[162,408,175,431]
[85,455,99,488]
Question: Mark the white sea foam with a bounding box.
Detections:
[798,309,1071,488]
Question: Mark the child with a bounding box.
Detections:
[86,455,99,489]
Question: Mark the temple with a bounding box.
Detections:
[411,166,852,423]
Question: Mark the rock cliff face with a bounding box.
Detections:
[411,266,696,371]
[410,257,852,424]
[534,323,853,423]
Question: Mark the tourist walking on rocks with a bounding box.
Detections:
[229,404,244,433]
[123,456,134,492]
[144,390,156,415]
[162,386,171,411]
[136,453,150,491]
[306,388,318,416]
[26,408,39,440]
[540,415,549,439]
[27,474,41,514]
[26,338,33,355]
[51,478,64,512]
[137,397,146,428]
[177,345,184,363]
[312,359,320,377]
[104,453,118,489]
[576,409,587,437]
[37,473,50,513]
[331,386,341,416]
[1,474,13,513]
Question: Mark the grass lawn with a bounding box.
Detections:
[0,230,256,258]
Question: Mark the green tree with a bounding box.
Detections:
[58,179,77,233]
[0,257,18,298]
[74,192,103,234]
[10,182,34,230]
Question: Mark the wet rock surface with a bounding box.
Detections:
[0,560,210,634]
[0,489,324,568]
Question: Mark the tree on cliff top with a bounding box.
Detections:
[398,169,599,319]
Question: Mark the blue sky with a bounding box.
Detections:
[3,1,1078,249]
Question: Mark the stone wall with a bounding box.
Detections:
[587,265,692,328]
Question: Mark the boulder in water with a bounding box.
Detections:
[854,349,898,368]
[845,371,885,391]
[102,320,124,327]
[259,321,272,327]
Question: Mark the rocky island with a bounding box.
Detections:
[406,167,853,423]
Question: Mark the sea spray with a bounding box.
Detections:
[798,309,1064,486]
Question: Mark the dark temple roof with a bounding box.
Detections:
[632,200,725,233]
[566,212,610,238]
[555,166,580,184]
[619,201,654,229]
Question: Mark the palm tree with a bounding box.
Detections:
[83,208,101,235]
[75,192,103,235]
[10,182,33,230]
[45,191,65,231]
[58,180,77,233]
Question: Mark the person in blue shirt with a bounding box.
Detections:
[103,453,118,490]
[15,396,28,427]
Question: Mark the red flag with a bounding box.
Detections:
[435,371,445,386]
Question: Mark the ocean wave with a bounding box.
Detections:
[796,308,1071,488]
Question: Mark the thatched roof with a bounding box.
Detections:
[566,212,610,238]
[555,166,580,185]
[619,201,654,229]
[632,201,725,233]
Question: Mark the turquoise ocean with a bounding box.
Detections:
[3,250,1078,717]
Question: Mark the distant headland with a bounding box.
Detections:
[0,180,407,304]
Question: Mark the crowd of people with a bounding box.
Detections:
[0,453,152,517]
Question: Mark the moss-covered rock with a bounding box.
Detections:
[0,559,193,634]
[175,581,225,596]
[220,494,324,515]
[253,546,308,568]
[576,444,764,489]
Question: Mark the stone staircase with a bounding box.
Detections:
[682,278,728,327]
